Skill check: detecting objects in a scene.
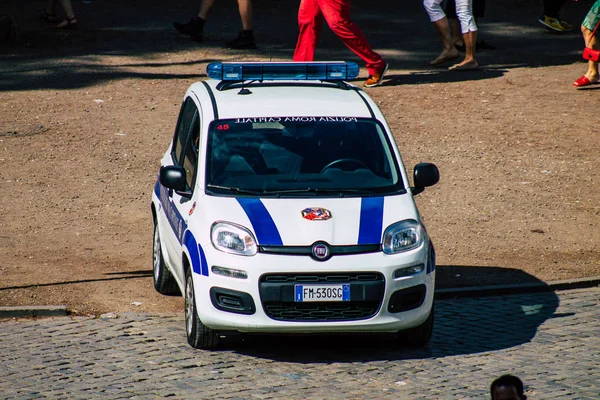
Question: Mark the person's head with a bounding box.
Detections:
[490,374,526,400]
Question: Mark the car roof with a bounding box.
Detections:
[193,79,375,120]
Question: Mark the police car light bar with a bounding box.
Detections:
[206,61,360,82]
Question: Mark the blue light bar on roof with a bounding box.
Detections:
[206,61,360,81]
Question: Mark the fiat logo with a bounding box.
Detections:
[301,207,332,221]
[311,242,331,261]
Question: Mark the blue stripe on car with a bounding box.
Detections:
[199,245,208,276]
[358,197,384,245]
[236,198,283,246]
[157,182,187,244]
[184,231,208,276]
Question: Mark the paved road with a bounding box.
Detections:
[1,287,598,399]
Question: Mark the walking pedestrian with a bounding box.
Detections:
[292,0,388,88]
[538,0,574,32]
[423,0,478,70]
[445,0,494,51]
[573,0,600,87]
[40,0,77,29]
[174,0,256,49]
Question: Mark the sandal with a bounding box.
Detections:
[40,12,57,22]
[572,75,599,87]
[56,17,77,29]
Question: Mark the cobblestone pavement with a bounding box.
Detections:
[1,287,598,399]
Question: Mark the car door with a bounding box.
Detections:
[159,97,201,282]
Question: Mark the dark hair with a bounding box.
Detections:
[490,374,525,399]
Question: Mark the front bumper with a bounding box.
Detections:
[192,244,435,333]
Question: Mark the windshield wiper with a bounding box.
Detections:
[206,184,264,195]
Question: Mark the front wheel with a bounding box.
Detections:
[152,219,180,295]
[185,269,220,349]
[399,305,434,347]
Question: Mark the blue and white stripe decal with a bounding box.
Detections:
[236,198,283,246]
[156,178,208,276]
[155,179,188,243]
[184,231,209,276]
[358,197,384,245]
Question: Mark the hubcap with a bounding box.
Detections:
[185,275,194,337]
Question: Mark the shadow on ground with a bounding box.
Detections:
[220,287,559,362]
[0,0,595,90]
[201,267,560,361]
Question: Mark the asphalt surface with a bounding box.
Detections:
[1,286,599,399]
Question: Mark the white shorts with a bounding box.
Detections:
[423,0,478,33]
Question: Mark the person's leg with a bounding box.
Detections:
[55,0,77,28]
[237,0,252,31]
[543,0,567,19]
[450,19,463,46]
[575,3,600,85]
[293,0,323,62]
[197,0,215,19]
[583,27,599,82]
[58,0,75,19]
[318,0,386,80]
[41,0,58,21]
[174,0,214,41]
[539,0,572,31]
[450,0,478,68]
[225,0,256,49]
[424,0,459,64]
[444,0,463,47]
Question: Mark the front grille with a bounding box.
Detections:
[263,302,381,321]
[259,272,385,322]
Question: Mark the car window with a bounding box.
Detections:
[206,117,404,197]
[182,115,200,190]
[172,97,197,166]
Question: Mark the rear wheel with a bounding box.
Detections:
[185,269,220,349]
[399,305,434,347]
[152,219,180,295]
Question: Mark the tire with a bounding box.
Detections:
[185,269,220,349]
[152,219,180,295]
[399,305,434,347]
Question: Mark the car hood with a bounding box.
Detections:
[197,194,421,246]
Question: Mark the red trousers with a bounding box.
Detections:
[292,0,385,76]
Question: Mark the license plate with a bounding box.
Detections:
[294,284,350,302]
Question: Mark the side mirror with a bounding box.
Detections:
[159,165,192,198]
[412,163,439,195]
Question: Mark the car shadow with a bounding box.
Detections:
[215,266,560,361]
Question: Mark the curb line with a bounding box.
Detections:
[0,305,68,318]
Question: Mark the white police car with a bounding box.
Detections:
[151,62,440,349]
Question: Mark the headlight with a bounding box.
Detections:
[382,219,424,254]
[211,222,257,256]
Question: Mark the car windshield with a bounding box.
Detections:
[205,117,404,197]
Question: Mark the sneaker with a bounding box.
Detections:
[226,30,257,49]
[537,15,573,32]
[559,19,574,31]
[364,63,388,88]
[174,17,204,42]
